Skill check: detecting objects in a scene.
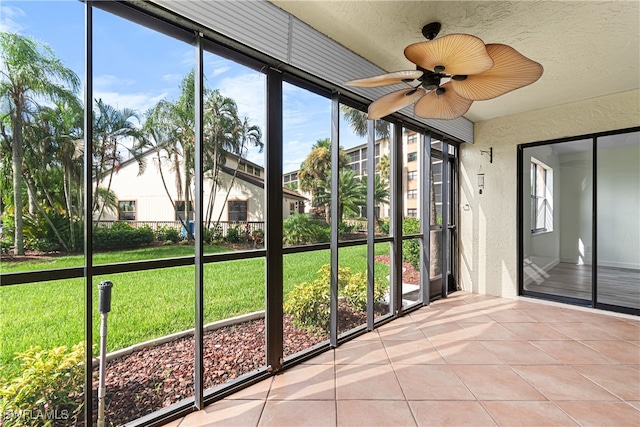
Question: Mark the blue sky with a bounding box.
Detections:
[1,1,366,173]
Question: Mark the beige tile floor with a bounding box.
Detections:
[166,292,640,426]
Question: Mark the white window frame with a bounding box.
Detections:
[530,158,553,233]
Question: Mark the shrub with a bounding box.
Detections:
[379,219,390,235]
[284,264,386,331]
[202,227,213,244]
[338,221,355,235]
[0,343,85,426]
[251,228,264,247]
[210,225,223,242]
[93,222,154,250]
[155,225,180,243]
[284,276,330,331]
[283,214,330,245]
[342,271,387,311]
[22,211,83,253]
[225,226,241,243]
[402,217,421,270]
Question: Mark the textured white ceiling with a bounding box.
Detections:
[269,1,640,122]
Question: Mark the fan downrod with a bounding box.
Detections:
[421,22,441,40]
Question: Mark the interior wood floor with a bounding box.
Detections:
[524,262,640,309]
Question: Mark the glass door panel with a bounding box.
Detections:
[597,131,640,309]
[522,139,593,302]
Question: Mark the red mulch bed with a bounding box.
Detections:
[89,307,370,426]
[374,254,420,285]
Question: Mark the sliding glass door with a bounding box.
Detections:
[519,128,640,314]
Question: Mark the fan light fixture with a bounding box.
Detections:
[346,22,543,120]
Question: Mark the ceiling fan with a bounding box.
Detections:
[345,22,543,120]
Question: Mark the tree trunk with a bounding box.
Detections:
[27,185,37,214]
[11,106,25,255]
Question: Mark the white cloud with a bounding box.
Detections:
[217,71,267,134]
[93,74,137,90]
[93,90,168,118]
[162,73,183,83]
[0,5,26,33]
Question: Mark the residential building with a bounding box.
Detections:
[98,150,306,225]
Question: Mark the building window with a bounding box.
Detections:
[362,160,367,175]
[175,200,194,221]
[407,170,417,181]
[118,200,136,221]
[407,189,417,199]
[228,200,248,222]
[289,202,296,215]
[238,162,246,171]
[407,151,417,162]
[375,143,380,157]
[361,147,367,159]
[407,208,417,218]
[350,150,360,162]
[254,168,260,177]
[407,133,417,144]
[531,158,552,233]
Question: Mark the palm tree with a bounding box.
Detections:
[212,115,263,226]
[298,138,349,217]
[340,105,390,140]
[145,72,263,236]
[361,174,390,225]
[92,99,147,226]
[145,72,196,233]
[20,100,84,251]
[315,169,365,222]
[376,153,390,181]
[0,32,80,254]
[202,88,241,227]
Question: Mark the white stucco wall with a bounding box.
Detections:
[459,89,640,298]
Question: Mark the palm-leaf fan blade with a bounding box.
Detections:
[414,83,473,120]
[368,88,427,120]
[346,70,424,87]
[404,34,494,76]
[450,44,543,101]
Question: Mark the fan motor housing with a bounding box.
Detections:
[422,22,441,40]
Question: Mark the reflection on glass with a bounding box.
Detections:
[93,9,195,263]
[0,2,86,423]
[597,132,640,309]
[202,52,265,252]
[522,140,593,301]
[283,249,330,359]
[282,83,330,246]
[0,1,84,266]
[204,259,266,390]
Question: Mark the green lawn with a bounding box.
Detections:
[0,243,390,371]
[0,244,229,272]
